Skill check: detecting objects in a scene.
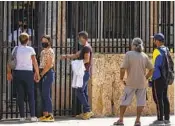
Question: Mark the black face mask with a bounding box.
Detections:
[23,25,28,29]
[42,43,49,48]
[19,24,23,28]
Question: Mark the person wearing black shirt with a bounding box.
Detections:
[61,31,94,120]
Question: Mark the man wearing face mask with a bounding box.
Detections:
[8,19,34,46]
[61,31,94,120]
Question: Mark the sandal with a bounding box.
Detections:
[134,121,141,126]
[113,120,124,126]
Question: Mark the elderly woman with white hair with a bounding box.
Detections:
[113,38,154,126]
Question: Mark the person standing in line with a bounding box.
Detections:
[8,19,34,46]
[39,35,55,122]
[7,33,40,122]
[61,31,94,120]
[149,33,173,125]
[113,38,154,126]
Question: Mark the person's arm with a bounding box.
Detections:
[120,53,129,84]
[31,48,40,82]
[31,55,39,76]
[145,57,154,79]
[83,47,91,63]
[120,68,126,80]
[61,51,80,60]
[40,52,54,77]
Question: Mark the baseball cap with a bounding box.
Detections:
[151,33,165,42]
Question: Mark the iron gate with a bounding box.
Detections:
[0,1,174,119]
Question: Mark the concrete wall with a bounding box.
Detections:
[90,53,174,117]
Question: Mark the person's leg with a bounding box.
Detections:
[76,71,90,113]
[114,87,135,125]
[163,86,170,121]
[151,78,165,124]
[135,89,146,124]
[84,84,88,104]
[41,69,54,120]
[14,71,25,118]
[24,71,35,117]
[119,106,127,121]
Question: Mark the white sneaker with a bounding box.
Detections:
[19,118,26,122]
[31,117,38,122]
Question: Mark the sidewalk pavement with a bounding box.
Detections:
[0,116,174,126]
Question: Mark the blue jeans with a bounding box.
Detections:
[76,71,90,113]
[13,70,35,117]
[41,69,54,113]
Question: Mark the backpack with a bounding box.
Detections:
[158,47,174,85]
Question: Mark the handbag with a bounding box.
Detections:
[9,46,18,70]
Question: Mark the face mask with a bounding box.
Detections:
[79,40,82,45]
[42,42,49,48]
[19,24,23,28]
[23,25,28,29]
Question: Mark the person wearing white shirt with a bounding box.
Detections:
[8,21,34,46]
[7,33,40,122]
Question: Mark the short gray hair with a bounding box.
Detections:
[132,37,144,52]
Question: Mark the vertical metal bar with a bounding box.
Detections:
[50,1,55,115]
[10,1,14,119]
[94,2,97,52]
[145,2,147,52]
[173,2,175,53]
[54,1,58,117]
[5,2,9,119]
[140,2,142,39]
[27,2,30,38]
[59,1,63,116]
[157,1,159,33]
[128,1,132,50]
[15,2,19,117]
[99,2,101,53]
[64,1,68,116]
[91,2,93,50]
[124,2,127,52]
[46,1,48,34]
[148,1,151,53]
[116,2,119,52]
[112,2,114,53]
[32,2,35,47]
[69,2,73,115]
[167,2,171,48]
[107,2,110,53]
[0,1,4,120]
[103,2,105,53]
[151,1,155,50]
[120,2,122,53]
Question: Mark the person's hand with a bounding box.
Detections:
[7,73,13,81]
[34,73,40,83]
[120,79,126,86]
[60,55,67,60]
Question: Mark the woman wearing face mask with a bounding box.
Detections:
[39,35,55,122]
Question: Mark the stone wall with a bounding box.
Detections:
[90,53,174,117]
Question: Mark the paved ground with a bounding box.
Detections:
[0,116,174,126]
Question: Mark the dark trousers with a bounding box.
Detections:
[41,69,54,113]
[13,70,35,117]
[76,71,90,113]
[152,77,170,121]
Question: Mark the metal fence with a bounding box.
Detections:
[0,1,174,119]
